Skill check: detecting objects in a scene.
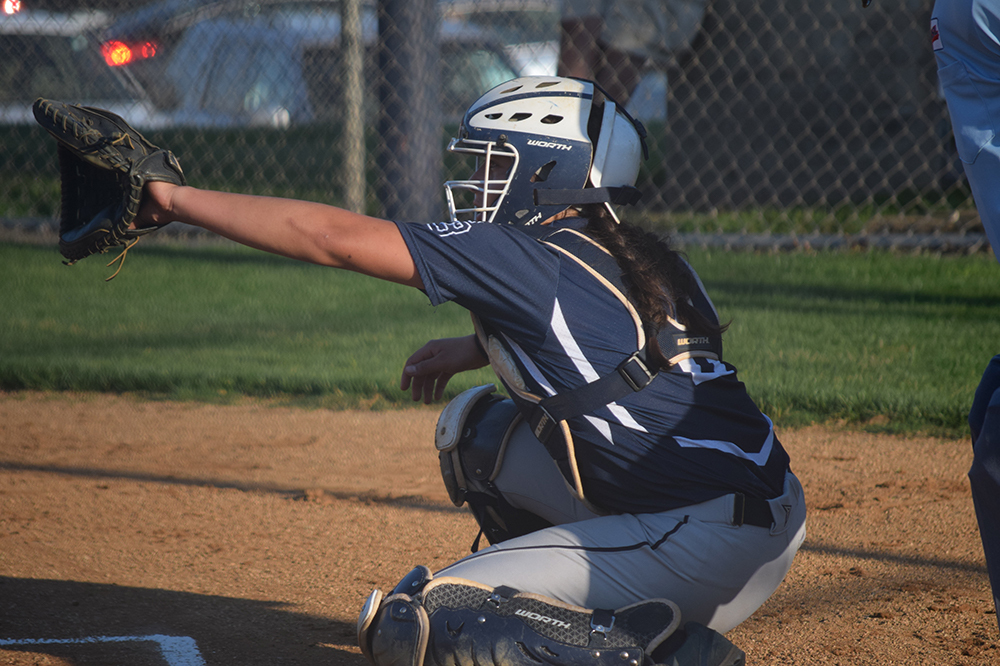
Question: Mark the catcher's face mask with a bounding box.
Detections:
[445,142,517,223]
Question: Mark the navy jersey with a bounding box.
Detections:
[397,217,789,514]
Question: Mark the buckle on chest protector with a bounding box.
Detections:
[618,352,655,392]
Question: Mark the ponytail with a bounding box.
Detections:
[582,207,726,370]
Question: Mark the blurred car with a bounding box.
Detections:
[440,0,559,75]
[0,8,169,127]
[439,0,667,121]
[100,0,521,128]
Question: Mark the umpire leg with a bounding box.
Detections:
[969,354,1000,632]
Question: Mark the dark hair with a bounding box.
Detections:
[581,206,727,370]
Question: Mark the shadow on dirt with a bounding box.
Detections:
[0,576,366,666]
[801,541,988,575]
[0,461,463,516]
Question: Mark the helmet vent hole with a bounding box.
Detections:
[509,112,531,122]
[500,85,523,94]
[532,161,556,183]
[540,114,562,125]
[536,81,560,89]
[485,113,502,120]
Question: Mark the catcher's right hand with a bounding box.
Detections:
[32,98,186,277]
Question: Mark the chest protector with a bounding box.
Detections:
[472,227,723,509]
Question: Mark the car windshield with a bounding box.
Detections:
[0,33,135,104]
[441,44,518,119]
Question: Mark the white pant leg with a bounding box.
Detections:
[490,419,601,524]
[440,457,806,634]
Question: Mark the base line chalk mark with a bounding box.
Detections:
[0,634,206,666]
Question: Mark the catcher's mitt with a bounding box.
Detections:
[32,98,186,279]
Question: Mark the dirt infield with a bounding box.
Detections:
[0,391,996,665]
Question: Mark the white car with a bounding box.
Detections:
[0,9,170,127]
[101,0,522,128]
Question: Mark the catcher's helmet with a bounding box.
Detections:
[444,76,648,226]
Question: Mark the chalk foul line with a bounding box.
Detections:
[0,634,205,666]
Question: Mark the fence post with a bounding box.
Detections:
[341,0,366,214]
[376,0,443,222]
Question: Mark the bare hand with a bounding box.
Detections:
[400,335,489,404]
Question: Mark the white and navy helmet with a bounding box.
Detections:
[444,76,648,226]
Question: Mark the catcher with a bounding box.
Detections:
[35,77,805,666]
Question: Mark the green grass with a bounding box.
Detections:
[2,241,997,436]
[0,242,496,408]
[691,248,999,437]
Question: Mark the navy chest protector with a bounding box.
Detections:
[472,226,723,507]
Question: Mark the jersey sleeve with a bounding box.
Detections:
[396,220,562,344]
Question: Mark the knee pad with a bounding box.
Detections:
[436,385,553,546]
[358,570,683,666]
[357,567,431,665]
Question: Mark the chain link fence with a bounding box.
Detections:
[0,0,984,250]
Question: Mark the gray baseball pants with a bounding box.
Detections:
[436,420,806,634]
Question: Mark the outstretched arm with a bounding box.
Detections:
[138,181,423,288]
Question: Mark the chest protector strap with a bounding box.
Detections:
[473,227,722,506]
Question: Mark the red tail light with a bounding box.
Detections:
[101,40,158,67]
[102,40,133,66]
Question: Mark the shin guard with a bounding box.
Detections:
[359,574,681,666]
